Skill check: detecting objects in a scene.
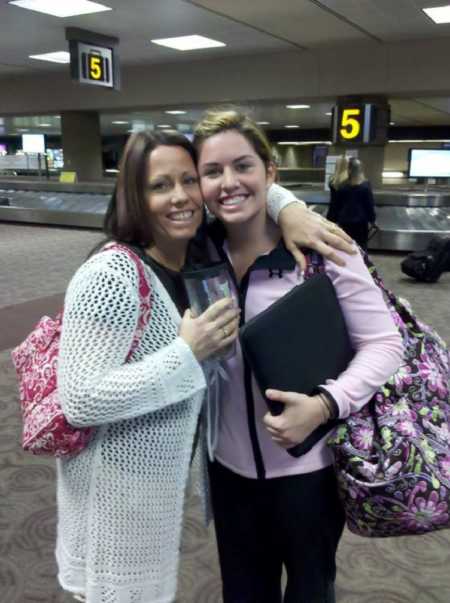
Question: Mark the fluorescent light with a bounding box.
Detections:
[383,171,404,178]
[325,112,332,116]
[157,124,172,128]
[284,125,300,129]
[105,168,119,173]
[29,51,70,63]
[9,0,112,18]
[257,121,270,125]
[165,110,186,115]
[286,104,310,109]
[423,5,450,24]
[389,139,450,143]
[18,128,29,132]
[151,35,225,51]
[39,123,51,127]
[112,120,129,125]
[390,121,395,125]
[277,141,331,146]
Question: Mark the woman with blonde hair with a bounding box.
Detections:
[327,156,376,250]
[193,109,402,603]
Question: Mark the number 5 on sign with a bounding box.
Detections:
[89,55,102,80]
[340,108,361,140]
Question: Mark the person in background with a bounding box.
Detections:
[327,156,376,250]
[326,155,349,223]
[194,109,403,603]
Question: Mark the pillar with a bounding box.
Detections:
[61,111,103,181]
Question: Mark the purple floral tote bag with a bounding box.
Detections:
[304,251,450,537]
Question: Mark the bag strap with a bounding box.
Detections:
[303,250,325,280]
[360,253,398,307]
[102,242,152,359]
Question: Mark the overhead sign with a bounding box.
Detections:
[331,102,389,146]
[66,27,120,90]
[78,42,113,87]
[333,104,373,145]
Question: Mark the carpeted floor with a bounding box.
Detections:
[1,222,450,603]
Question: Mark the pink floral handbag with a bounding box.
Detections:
[305,250,450,537]
[11,243,152,458]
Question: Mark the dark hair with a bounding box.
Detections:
[104,129,197,247]
[193,108,273,168]
[348,157,366,186]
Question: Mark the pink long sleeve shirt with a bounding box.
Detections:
[214,242,404,480]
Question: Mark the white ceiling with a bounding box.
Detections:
[2,0,450,76]
[2,0,450,129]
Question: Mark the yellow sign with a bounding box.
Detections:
[89,54,103,80]
[59,171,77,183]
[339,108,362,140]
[77,42,114,88]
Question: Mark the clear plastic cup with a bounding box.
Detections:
[182,262,238,359]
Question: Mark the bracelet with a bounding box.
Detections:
[316,394,330,424]
[317,392,338,422]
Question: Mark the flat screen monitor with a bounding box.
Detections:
[408,148,450,178]
[22,133,45,154]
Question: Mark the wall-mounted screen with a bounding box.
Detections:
[408,148,450,178]
[22,134,45,154]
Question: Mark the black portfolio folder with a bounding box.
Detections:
[239,273,354,457]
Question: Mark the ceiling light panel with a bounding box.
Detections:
[9,0,112,18]
[286,105,311,109]
[423,5,450,24]
[29,51,71,63]
[165,110,186,115]
[150,35,226,51]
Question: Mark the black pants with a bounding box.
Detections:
[338,222,369,250]
[208,462,345,603]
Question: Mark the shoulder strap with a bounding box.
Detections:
[360,253,397,306]
[102,242,152,359]
[303,250,325,280]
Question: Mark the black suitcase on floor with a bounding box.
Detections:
[401,236,450,283]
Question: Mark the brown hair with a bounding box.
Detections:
[104,129,198,246]
[193,108,273,168]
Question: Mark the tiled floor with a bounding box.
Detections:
[1,222,450,603]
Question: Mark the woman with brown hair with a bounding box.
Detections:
[56,129,241,603]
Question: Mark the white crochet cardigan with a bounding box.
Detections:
[56,248,207,603]
[55,185,300,603]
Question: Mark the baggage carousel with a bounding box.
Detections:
[289,188,450,251]
[1,181,450,251]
